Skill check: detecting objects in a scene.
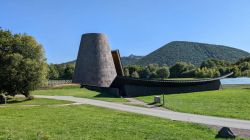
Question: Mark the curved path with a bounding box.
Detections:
[35,95,250,131]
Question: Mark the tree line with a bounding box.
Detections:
[124,58,250,79]
[48,57,250,80]
[48,63,74,80]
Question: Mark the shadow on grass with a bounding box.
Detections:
[82,85,121,98]
[147,102,163,107]
[148,102,156,105]
[7,98,29,104]
[94,92,118,98]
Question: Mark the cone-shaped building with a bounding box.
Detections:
[73,33,117,87]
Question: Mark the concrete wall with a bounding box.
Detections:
[73,33,117,87]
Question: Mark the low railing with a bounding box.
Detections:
[47,80,72,87]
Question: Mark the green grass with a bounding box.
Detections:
[137,85,250,120]
[1,97,72,106]
[32,85,127,102]
[0,104,243,140]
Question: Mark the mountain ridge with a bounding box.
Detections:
[61,41,250,66]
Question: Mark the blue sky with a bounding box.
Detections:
[1,0,250,64]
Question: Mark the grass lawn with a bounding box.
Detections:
[137,85,250,120]
[0,97,72,106]
[0,104,242,140]
[32,85,127,102]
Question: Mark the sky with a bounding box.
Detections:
[1,0,250,64]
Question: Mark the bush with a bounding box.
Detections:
[156,67,170,79]
[194,67,220,78]
[138,68,151,78]
[170,62,196,78]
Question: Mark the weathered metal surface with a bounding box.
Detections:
[111,50,124,76]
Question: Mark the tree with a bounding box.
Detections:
[194,67,220,78]
[181,69,196,78]
[131,71,139,78]
[235,57,250,65]
[156,67,170,79]
[242,70,250,77]
[124,68,130,77]
[0,29,47,99]
[238,62,250,72]
[218,67,231,76]
[170,62,196,78]
[126,65,142,75]
[54,64,66,79]
[201,59,231,69]
[62,64,75,79]
[147,64,159,72]
[149,72,158,79]
[231,66,241,77]
[48,64,59,79]
[138,68,151,78]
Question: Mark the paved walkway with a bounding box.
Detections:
[35,95,250,131]
[124,97,154,108]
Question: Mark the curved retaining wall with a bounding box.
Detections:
[110,73,233,97]
[120,80,221,97]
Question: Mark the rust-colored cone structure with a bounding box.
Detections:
[73,33,117,87]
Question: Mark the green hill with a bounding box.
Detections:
[135,41,250,66]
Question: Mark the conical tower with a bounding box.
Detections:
[73,33,117,87]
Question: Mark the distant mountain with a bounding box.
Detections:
[61,60,76,65]
[135,41,250,66]
[61,54,143,66]
[62,41,250,67]
[121,54,143,66]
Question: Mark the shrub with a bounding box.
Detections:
[156,67,170,79]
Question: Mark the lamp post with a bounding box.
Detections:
[162,93,165,106]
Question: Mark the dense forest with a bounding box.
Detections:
[124,58,250,79]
